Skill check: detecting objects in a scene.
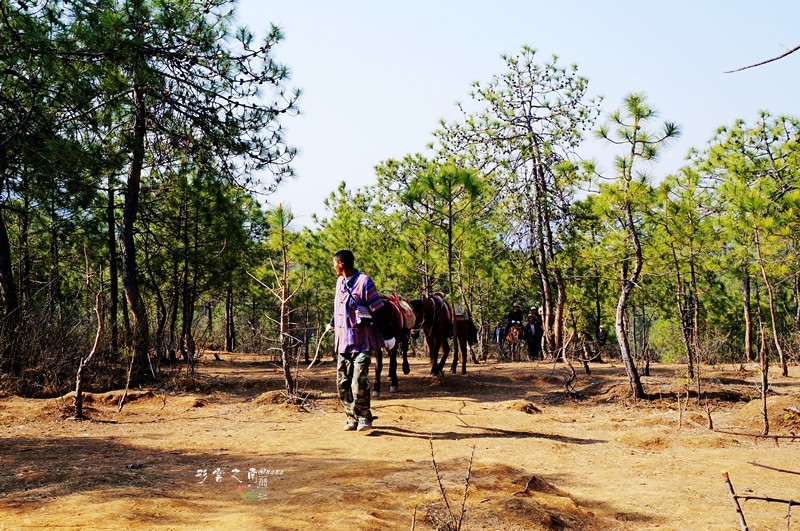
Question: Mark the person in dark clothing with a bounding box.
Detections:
[596,325,608,359]
[524,307,544,360]
[506,303,524,327]
[596,325,607,346]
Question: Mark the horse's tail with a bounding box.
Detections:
[468,319,478,345]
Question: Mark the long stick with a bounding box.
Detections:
[307,327,329,369]
[748,461,800,476]
[714,429,799,441]
[723,471,749,531]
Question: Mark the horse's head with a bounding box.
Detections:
[408,299,425,325]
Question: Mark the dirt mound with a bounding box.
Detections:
[730,395,800,432]
[59,389,157,406]
[499,399,542,414]
[253,390,288,405]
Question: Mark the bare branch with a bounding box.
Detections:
[748,461,800,476]
[725,44,800,73]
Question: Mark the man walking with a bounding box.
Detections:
[326,250,394,432]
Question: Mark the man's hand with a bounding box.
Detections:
[384,337,396,350]
[325,323,333,334]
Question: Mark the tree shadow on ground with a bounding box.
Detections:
[0,435,638,530]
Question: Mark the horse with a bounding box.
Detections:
[371,293,414,397]
[451,307,480,375]
[409,294,479,379]
[505,322,524,361]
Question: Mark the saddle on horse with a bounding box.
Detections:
[382,291,416,330]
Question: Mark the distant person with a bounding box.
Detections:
[492,321,506,346]
[506,303,524,327]
[596,325,608,358]
[596,325,607,346]
[525,308,544,360]
[326,249,395,432]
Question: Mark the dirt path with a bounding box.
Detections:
[1,355,798,530]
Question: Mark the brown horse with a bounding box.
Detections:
[409,295,479,378]
[505,322,524,361]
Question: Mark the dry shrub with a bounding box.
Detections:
[253,389,320,410]
[421,500,453,530]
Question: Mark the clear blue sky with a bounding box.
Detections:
[234,1,799,225]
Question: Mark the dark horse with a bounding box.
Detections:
[409,294,478,378]
[371,294,414,397]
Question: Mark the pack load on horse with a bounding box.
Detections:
[409,292,478,380]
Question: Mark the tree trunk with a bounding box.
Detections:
[168,277,180,360]
[535,204,555,355]
[75,289,104,420]
[537,157,565,356]
[616,202,645,399]
[669,242,696,378]
[594,242,602,333]
[20,177,31,305]
[120,85,152,384]
[755,281,769,436]
[0,206,21,374]
[225,285,236,352]
[278,232,295,396]
[107,176,119,356]
[0,209,19,321]
[48,198,64,325]
[742,267,753,363]
[689,252,702,369]
[793,274,800,335]
[142,233,167,363]
[181,204,200,368]
[754,228,787,377]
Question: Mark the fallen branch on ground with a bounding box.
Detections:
[713,428,799,442]
[748,461,800,476]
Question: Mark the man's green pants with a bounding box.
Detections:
[337,352,371,420]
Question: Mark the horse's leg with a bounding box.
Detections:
[372,348,383,397]
[401,333,410,375]
[460,337,467,375]
[428,337,439,375]
[437,336,450,376]
[451,323,466,374]
[450,327,459,374]
[388,345,399,393]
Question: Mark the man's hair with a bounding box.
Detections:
[333,249,355,269]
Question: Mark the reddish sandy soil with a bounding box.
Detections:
[1,352,798,530]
